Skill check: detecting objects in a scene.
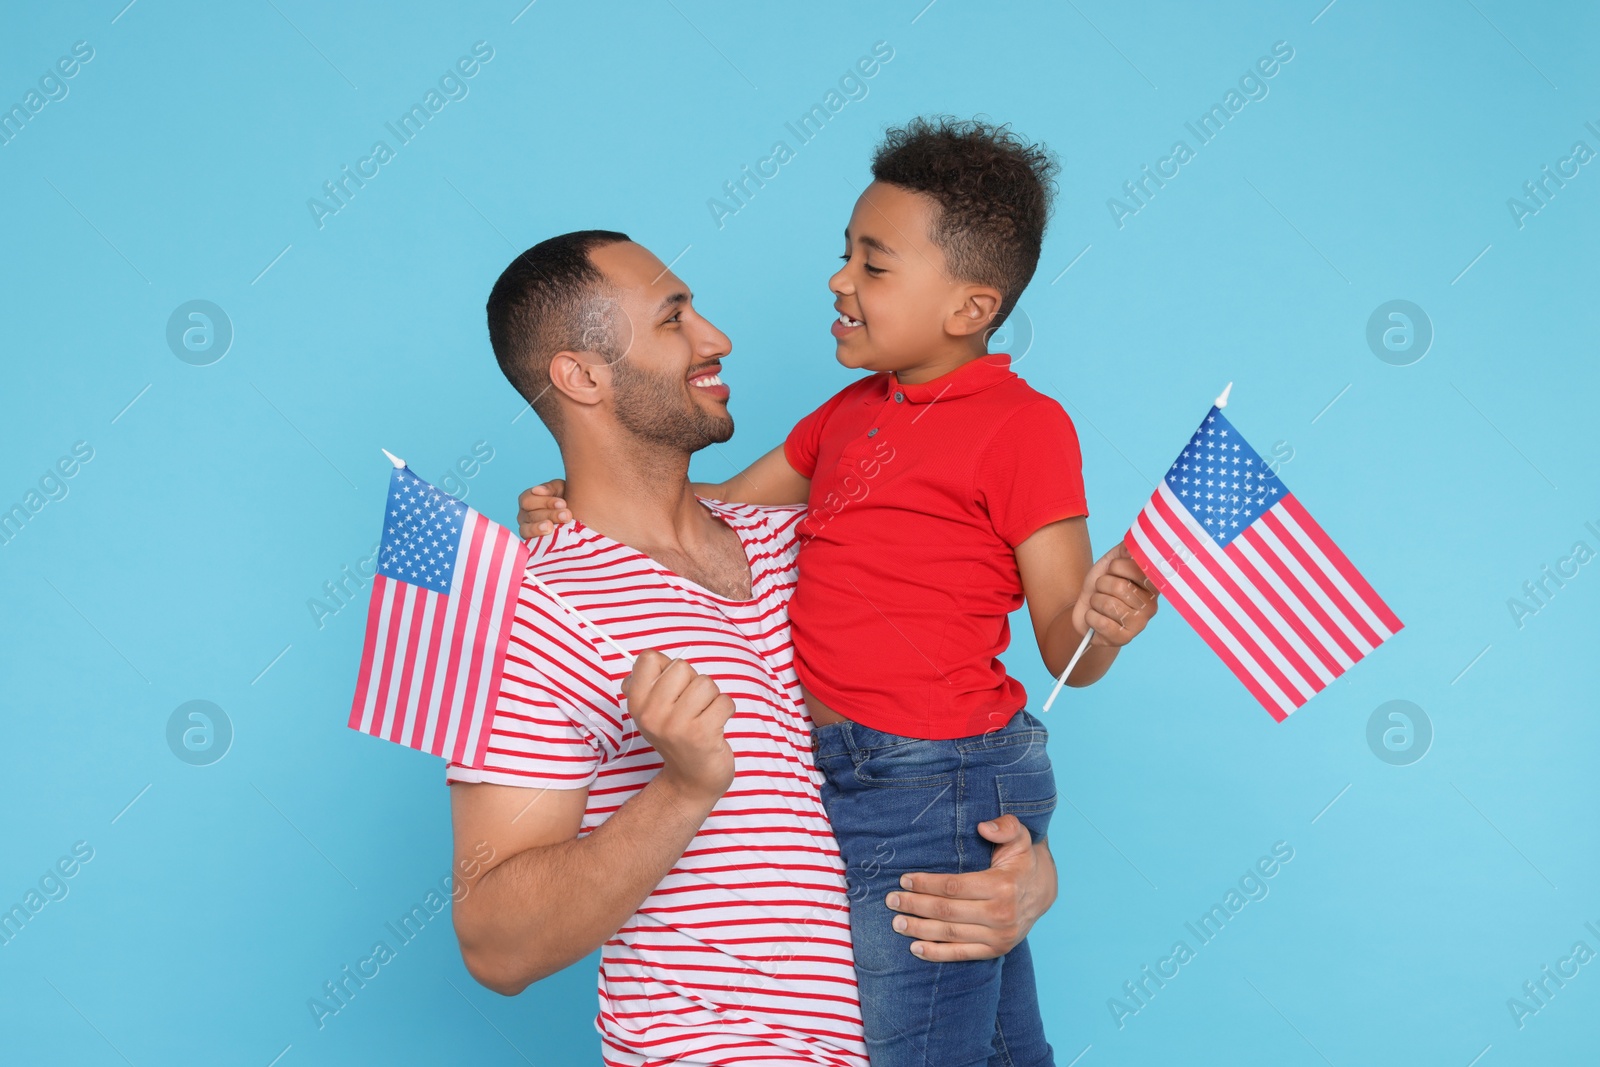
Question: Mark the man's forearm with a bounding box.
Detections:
[456,775,718,995]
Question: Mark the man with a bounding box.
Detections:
[448,231,1060,1066]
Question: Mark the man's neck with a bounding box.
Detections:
[558,434,711,555]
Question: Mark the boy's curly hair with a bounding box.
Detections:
[870,116,1059,328]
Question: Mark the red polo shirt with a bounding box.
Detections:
[782,352,1089,739]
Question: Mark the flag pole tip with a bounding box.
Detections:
[381,448,405,469]
[1215,381,1233,409]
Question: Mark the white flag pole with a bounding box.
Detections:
[1041,629,1094,712]
[381,448,406,468]
[525,573,638,668]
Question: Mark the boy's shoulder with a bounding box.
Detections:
[977,368,1075,433]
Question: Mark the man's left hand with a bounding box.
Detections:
[884,815,1056,961]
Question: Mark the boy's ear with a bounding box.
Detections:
[947,286,1004,339]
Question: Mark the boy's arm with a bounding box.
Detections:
[1014,517,1160,687]
[697,444,810,506]
[517,446,810,538]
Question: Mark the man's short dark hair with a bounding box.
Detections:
[870,116,1059,327]
[486,229,631,430]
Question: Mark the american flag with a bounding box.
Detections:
[1122,404,1402,720]
[348,462,527,766]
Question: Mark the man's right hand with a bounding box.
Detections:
[622,650,736,804]
[517,479,570,539]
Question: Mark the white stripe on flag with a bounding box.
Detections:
[461,526,521,765]
[395,591,438,749]
[1229,531,1357,672]
[1252,515,1375,656]
[419,553,469,756]
[1136,497,1297,714]
[1155,483,1332,696]
[381,583,420,741]
[1273,505,1395,640]
[439,517,493,761]
[356,577,400,735]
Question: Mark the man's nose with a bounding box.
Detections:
[695,316,732,358]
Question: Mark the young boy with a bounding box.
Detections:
[518,117,1159,1066]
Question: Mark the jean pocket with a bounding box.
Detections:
[995,767,1057,842]
[851,735,959,788]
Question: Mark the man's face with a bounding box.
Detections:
[828,181,958,372]
[589,242,734,453]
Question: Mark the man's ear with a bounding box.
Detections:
[547,349,610,408]
[946,286,1003,339]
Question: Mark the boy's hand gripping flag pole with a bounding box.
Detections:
[349,451,636,768]
[1044,381,1403,720]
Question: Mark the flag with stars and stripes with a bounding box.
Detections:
[1122,405,1402,721]
[348,463,527,766]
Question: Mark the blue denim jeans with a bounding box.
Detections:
[813,710,1058,1067]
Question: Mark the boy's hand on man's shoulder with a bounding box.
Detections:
[517,479,570,539]
[1072,541,1159,646]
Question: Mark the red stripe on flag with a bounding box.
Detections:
[1278,493,1403,634]
[1236,522,1364,663]
[470,537,529,769]
[452,518,508,766]
[1221,536,1346,678]
[435,517,490,759]
[1150,488,1322,701]
[408,586,453,753]
[1126,515,1286,716]
[368,580,412,741]
[349,573,389,730]
[387,586,433,744]
[1259,505,1382,649]
[1140,503,1302,712]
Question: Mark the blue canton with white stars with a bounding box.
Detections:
[1163,406,1287,548]
[377,467,469,594]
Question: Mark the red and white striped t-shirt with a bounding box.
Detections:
[446,498,866,1067]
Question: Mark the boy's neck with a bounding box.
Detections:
[891,338,993,386]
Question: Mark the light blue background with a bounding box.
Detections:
[2,1,1596,1064]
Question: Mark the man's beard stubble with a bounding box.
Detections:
[610,357,734,454]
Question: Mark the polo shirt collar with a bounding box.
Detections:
[881,352,1015,404]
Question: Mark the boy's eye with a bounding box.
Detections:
[864,264,885,275]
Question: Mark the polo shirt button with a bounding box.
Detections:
[894,391,904,403]
[867,428,878,437]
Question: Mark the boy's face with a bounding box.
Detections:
[829,181,991,373]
